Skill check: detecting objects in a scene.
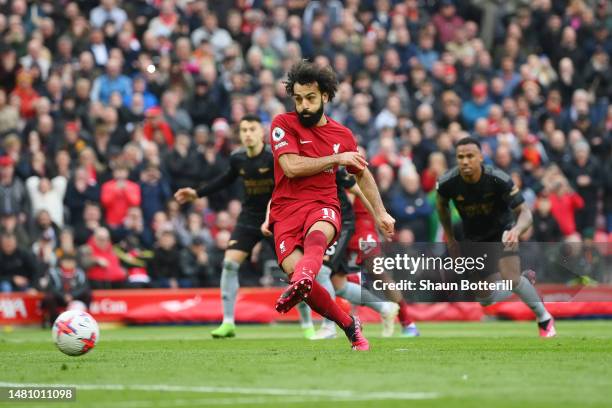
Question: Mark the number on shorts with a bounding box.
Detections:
[359,234,377,255]
[322,208,337,221]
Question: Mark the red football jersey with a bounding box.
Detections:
[269,112,358,222]
[353,194,375,224]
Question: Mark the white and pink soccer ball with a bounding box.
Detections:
[52,310,100,356]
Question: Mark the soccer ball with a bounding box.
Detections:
[52,310,100,356]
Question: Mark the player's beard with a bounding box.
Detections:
[297,101,325,128]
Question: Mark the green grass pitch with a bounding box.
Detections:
[1,321,611,407]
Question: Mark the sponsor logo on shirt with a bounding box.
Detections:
[333,143,341,154]
[299,140,312,144]
[274,141,288,150]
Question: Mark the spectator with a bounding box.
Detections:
[150,229,187,288]
[179,237,214,287]
[188,77,219,128]
[138,164,172,228]
[26,175,67,227]
[74,202,104,247]
[0,232,38,293]
[80,226,126,289]
[64,167,101,226]
[532,196,562,242]
[143,107,174,148]
[546,171,585,237]
[389,169,433,241]
[11,70,39,120]
[113,206,154,250]
[29,209,60,246]
[41,254,91,327]
[176,211,213,249]
[0,210,30,249]
[90,58,132,105]
[90,0,128,30]
[0,155,29,221]
[564,141,602,235]
[0,89,19,136]
[113,207,154,287]
[147,0,179,38]
[100,163,141,228]
[462,81,492,130]
[161,90,193,135]
[432,0,464,46]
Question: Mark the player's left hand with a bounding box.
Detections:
[376,212,395,241]
[261,220,272,237]
[502,228,520,251]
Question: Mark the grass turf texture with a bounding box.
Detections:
[1,321,611,408]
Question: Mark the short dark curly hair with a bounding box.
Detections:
[284,60,338,102]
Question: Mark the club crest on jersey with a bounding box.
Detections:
[272,127,285,142]
[279,240,286,254]
[333,143,341,154]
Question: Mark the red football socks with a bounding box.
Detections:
[398,300,414,326]
[305,280,353,329]
[290,230,328,283]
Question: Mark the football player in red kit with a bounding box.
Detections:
[268,61,395,350]
[348,195,420,337]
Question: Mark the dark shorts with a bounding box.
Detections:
[325,220,355,275]
[459,240,519,280]
[228,223,266,253]
[272,203,342,265]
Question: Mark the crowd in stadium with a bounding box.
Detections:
[0,0,610,295]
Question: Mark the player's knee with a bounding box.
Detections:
[222,259,240,274]
[225,250,247,264]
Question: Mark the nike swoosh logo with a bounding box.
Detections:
[299,140,312,144]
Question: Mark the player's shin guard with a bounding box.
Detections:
[220,259,240,324]
[513,276,551,323]
[316,265,336,330]
[304,280,353,329]
[290,230,328,283]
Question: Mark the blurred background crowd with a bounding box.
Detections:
[0,0,610,296]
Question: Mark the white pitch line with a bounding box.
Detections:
[14,396,325,408]
[0,382,439,401]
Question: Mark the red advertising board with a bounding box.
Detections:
[2,286,612,325]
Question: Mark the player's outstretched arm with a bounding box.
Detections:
[278,152,367,178]
[436,193,460,257]
[436,193,454,241]
[354,167,395,239]
[348,182,376,217]
[503,203,533,244]
[174,161,238,204]
[261,200,272,237]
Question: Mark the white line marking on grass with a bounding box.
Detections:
[0,382,439,402]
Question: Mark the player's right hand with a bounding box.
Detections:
[174,188,198,204]
[376,212,395,240]
[336,152,368,171]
